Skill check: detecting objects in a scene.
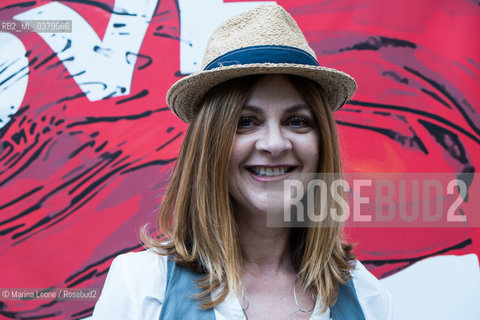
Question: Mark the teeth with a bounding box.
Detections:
[251,166,289,177]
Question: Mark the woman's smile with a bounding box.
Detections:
[246,165,297,178]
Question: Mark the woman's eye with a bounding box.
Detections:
[289,116,309,127]
[238,117,255,128]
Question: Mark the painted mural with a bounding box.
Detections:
[0,0,479,319]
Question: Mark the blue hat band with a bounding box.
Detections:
[204,45,319,71]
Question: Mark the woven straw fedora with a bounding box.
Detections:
[167,4,356,123]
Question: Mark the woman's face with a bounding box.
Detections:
[228,75,320,216]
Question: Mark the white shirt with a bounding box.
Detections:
[92,249,392,319]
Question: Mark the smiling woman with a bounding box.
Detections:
[92,4,391,320]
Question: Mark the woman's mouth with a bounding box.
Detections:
[246,166,296,177]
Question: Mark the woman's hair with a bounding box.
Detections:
[142,74,355,311]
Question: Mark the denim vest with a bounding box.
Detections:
[159,258,366,320]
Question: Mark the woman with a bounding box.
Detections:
[93,4,391,320]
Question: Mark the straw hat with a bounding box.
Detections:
[166,4,356,123]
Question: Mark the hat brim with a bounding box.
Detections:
[166,63,357,123]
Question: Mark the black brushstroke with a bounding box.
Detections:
[66,108,168,128]
[0,186,43,210]
[4,152,19,167]
[0,65,7,76]
[348,100,480,145]
[152,31,181,41]
[65,70,86,79]
[33,52,57,70]
[72,307,94,318]
[0,64,28,86]
[419,119,470,164]
[12,128,27,145]
[65,243,143,284]
[46,56,74,70]
[72,307,95,320]
[121,158,177,174]
[382,70,409,84]
[6,133,40,170]
[111,155,130,167]
[0,309,59,319]
[174,70,188,77]
[57,91,86,103]
[458,166,475,202]
[0,203,40,228]
[68,141,95,158]
[68,151,122,195]
[94,141,107,152]
[421,88,452,109]
[373,111,391,116]
[0,135,52,187]
[96,268,109,276]
[62,164,85,179]
[27,56,38,67]
[340,36,416,52]
[19,116,27,127]
[79,81,107,90]
[0,1,36,11]
[361,238,472,270]
[68,270,97,287]
[115,89,149,104]
[113,23,126,28]
[0,105,30,139]
[336,120,429,154]
[0,224,24,236]
[155,131,183,151]
[0,141,14,161]
[126,52,153,70]
[101,91,116,100]
[62,39,72,52]
[152,9,171,17]
[404,66,480,136]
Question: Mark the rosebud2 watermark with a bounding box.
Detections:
[266,173,479,228]
[0,288,99,301]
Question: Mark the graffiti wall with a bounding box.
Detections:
[0,0,479,319]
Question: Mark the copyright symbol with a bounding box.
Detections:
[2,290,9,298]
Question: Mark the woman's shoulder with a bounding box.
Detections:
[350,260,393,320]
[108,248,169,298]
[112,248,168,275]
[92,249,168,319]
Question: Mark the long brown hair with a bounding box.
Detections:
[142,74,355,311]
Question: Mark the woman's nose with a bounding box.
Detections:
[255,124,292,157]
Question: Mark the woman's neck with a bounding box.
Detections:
[235,206,294,274]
